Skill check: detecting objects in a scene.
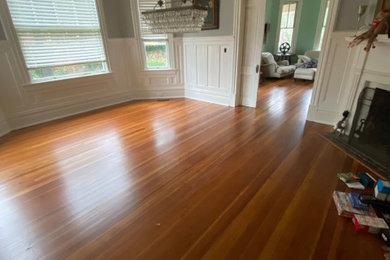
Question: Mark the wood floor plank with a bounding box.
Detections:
[0,79,384,259]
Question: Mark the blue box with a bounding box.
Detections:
[357,172,375,187]
[377,180,390,194]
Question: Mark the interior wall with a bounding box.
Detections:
[0,106,10,136]
[295,0,322,54]
[0,18,5,40]
[0,0,139,133]
[263,0,280,53]
[335,0,378,31]
[0,0,234,137]
[181,0,237,106]
[183,36,235,106]
[102,0,135,38]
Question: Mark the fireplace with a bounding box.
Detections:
[325,84,390,177]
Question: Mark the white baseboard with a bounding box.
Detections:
[185,89,230,106]
[7,92,134,131]
[241,97,257,108]
[306,104,337,126]
[134,87,184,100]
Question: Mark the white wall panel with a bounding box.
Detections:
[307,32,353,125]
[196,45,208,88]
[207,45,220,89]
[185,44,197,86]
[183,36,235,106]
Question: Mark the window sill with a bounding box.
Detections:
[141,68,178,75]
[23,72,114,88]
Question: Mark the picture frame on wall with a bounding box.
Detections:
[194,0,219,30]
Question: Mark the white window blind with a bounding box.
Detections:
[6,0,108,82]
[138,0,168,41]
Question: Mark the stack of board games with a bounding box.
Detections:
[333,191,376,218]
[352,215,389,234]
[337,172,365,189]
[375,180,390,201]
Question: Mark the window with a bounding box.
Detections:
[137,0,170,70]
[315,0,330,50]
[277,2,297,51]
[6,0,108,82]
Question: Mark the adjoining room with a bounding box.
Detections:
[260,0,329,91]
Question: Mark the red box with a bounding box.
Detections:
[352,215,389,234]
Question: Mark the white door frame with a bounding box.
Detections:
[231,0,245,107]
[309,0,340,109]
[232,0,266,107]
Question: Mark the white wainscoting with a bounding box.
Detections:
[133,38,185,99]
[307,31,354,125]
[0,38,135,132]
[0,37,186,137]
[183,36,235,106]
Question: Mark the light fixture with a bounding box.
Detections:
[142,0,208,33]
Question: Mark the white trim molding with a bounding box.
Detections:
[307,0,345,126]
[313,0,330,51]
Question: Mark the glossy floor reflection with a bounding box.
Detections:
[0,79,384,259]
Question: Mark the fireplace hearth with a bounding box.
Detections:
[325,86,390,177]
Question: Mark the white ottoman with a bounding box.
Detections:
[294,68,317,81]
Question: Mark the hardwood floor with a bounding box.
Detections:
[0,79,383,259]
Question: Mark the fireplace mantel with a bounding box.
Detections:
[338,34,390,134]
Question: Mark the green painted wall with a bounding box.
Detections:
[295,0,322,55]
[262,0,322,55]
[263,0,280,53]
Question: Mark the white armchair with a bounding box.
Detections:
[260,52,296,79]
[296,50,320,65]
[294,50,320,81]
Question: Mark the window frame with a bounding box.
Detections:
[2,0,111,84]
[131,0,175,71]
[141,37,171,70]
[313,0,330,51]
[275,0,302,54]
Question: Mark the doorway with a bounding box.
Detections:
[235,0,334,108]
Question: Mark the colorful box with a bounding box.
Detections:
[348,192,370,211]
[375,185,388,201]
[352,214,389,234]
[333,191,377,218]
[377,180,390,194]
[357,172,376,187]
